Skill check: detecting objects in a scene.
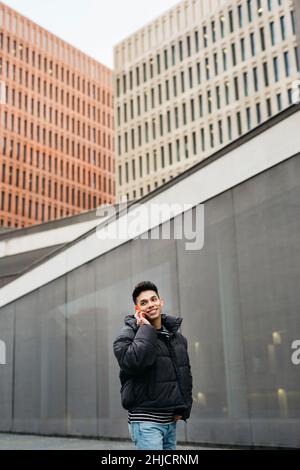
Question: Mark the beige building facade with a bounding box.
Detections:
[114,0,300,202]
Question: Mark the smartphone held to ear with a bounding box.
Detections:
[135,305,145,318]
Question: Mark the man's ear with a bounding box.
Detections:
[159,299,164,308]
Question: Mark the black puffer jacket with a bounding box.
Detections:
[113,313,193,421]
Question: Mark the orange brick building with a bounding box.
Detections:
[0,2,115,228]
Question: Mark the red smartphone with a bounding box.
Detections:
[135,305,145,318]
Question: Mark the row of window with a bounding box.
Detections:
[1,167,113,200]
[116,7,295,96]
[117,56,296,156]
[2,115,113,153]
[117,47,298,131]
[118,91,293,185]
[0,60,113,122]
[122,181,161,202]
[0,192,110,225]
[117,0,287,66]
[0,32,111,101]
[2,138,113,174]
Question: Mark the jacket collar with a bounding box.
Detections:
[124,313,182,333]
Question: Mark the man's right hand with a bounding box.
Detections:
[134,312,151,327]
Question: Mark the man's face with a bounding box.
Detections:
[136,290,164,321]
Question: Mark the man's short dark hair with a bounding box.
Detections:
[132,281,159,304]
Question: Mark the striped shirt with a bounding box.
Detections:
[128,410,175,424]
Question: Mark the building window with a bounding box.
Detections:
[200,128,205,151]
[181,71,185,93]
[161,146,165,168]
[186,35,191,56]
[188,67,193,88]
[223,48,227,71]
[191,98,195,120]
[295,47,300,72]
[176,139,180,161]
[238,4,243,28]
[253,66,259,92]
[211,21,216,43]
[225,81,230,105]
[203,26,208,48]
[269,21,275,46]
[199,94,203,117]
[266,98,272,117]
[216,86,221,109]
[246,107,251,130]
[276,93,282,111]
[263,61,269,86]
[175,106,179,128]
[205,57,210,79]
[234,76,239,100]
[195,30,199,52]
[207,90,212,113]
[247,0,252,22]
[164,50,168,70]
[257,0,263,16]
[171,45,176,66]
[280,16,286,41]
[218,119,223,144]
[214,52,218,75]
[243,72,249,96]
[184,135,189,158]
[273,56,279,82]
[227,116,232,140]
[167,110,171,131]
[173,75,177,97]
[229,10,234,33]
[220,15,225,38]
[231,43,237,66]
[166,79,170,100]
[237,111,242,136]
[168,142,173,164]
[291,10,296,35]
[209,124,214,148]
[240,38,245,61]
[182,102,187,124]
[179,40,183,61]
[156,54,161,74]
[260,27,265,51]
[256,102,261,124]
[250,32,255,56]
[284,51,290,77]
[197,62,201,84]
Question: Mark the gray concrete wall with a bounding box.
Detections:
[0,155,300,448]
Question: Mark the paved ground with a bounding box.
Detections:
[0,433,220,450]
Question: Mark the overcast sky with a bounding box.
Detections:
[2,0,179,68]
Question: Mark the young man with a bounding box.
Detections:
[113,281,193,450]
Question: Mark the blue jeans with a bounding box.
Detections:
[128,421,177,450]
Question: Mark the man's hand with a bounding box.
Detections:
[134,311,151,327]
[174,415,182,422]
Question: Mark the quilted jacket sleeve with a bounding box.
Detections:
[181,335,193,421]
[113,324,158,375]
